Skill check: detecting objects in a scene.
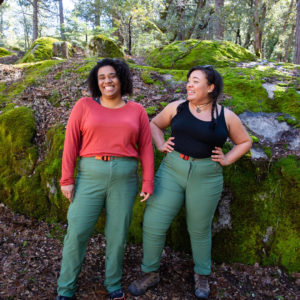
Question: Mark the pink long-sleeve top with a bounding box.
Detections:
[60,97,154,194]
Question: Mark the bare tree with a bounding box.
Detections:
[58,0,65,40]
[215,0,224,40]
[294,0,300,64]
[253,0,266,57]
[32,0,39,41]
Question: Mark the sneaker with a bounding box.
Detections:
[128,271,160,296]
[194,273,210,299]
[108,288,125,300]
[55,296,73,300]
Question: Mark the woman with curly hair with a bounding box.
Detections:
[129,65,252,299]
[55,58,154,300]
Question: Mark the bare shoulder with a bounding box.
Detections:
[223,106,241,123]
[165,99,186,117]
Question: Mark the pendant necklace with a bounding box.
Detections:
[192,101,212,113]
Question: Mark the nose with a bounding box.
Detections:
[187,81,193,88]
[104,76,112,83]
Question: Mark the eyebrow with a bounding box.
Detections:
[189,76,200,80]
[98,72,116,77]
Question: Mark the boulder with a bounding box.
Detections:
[20,37,74,63]
[147,40,256,69]
[88,34,124,58]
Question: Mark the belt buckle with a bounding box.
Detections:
[179,153,190,160]
[95,155,111,161]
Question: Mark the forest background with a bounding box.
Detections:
[0,0,300,63]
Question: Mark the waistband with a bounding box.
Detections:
[93,155,136,162]
[170,150,211,161]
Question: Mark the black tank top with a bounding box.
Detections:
[171,101,228,158]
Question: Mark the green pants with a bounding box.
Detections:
[57,157,138,297]
[141,151,223,275]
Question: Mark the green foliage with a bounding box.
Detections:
[160,101,168,108]
[147,40,256,70]
[141,70,154,84]
[0,106,38,212]
[0,47,13,57]
[146,106,157,116]
[88,34,124,58]
[135,94,145,101]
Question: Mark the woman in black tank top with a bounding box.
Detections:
[128,66,252,299]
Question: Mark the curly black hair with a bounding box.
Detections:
[185,65,224,130]
[87,58,133,98]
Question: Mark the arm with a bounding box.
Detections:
[59,99,84,201]
[150,100,184,152]
[138,107,154,201]
[211,109,252,166]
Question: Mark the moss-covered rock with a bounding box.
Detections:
[0,105,38,212]
[0,47,13,57]
[19,37,74,63]
[88,34,124,58]
[147,40,256,69]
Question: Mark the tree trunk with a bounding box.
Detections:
[176,0,188,40]
[235,26,242,45]
[294,0,300,64]
[58,0,65,40]
[185,0,206,40]
[32,0,39,42]
[215,0,224,40]
[94,0,101,28]
[158,0,173,33]
[128,16,132,55]
[276,0,294,61]
[285,23,296,62]
[253,0,266,58]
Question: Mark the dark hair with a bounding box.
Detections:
[187,65,224,130]
[87,58,133,98]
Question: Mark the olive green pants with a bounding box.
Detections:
[141,151,223,275]
[57,157,138,297]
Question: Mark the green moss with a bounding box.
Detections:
[0,106,38,211]
[212,157,300,273]
[141,70,155,84]
[160,101,168,108]
[88,34,124,58]
[0,47,13,57]
[250,134,259,143]
[147,40,256,70]
[48,89,61,107]
[0,60,62,104]
[146,106,157,116]
[20,37,60,63]
[263,147,272,158]
[135,95,145,102]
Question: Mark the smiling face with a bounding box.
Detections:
[97,65,121,99]
[186,70,214,103]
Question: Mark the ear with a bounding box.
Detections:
[208,83,215,93]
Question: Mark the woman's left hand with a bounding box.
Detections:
[140,192,151,202]
[211,147,229,166]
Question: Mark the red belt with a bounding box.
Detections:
[179,153,190,160]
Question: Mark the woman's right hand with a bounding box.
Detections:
[61,184,75,203]
[158,137,175,153]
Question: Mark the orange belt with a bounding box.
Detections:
[95,155,112,161]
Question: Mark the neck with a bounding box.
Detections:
[100,96,124,108]
[189,99,213,113]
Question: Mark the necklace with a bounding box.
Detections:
[191,101,212,113]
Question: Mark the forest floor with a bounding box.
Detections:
[0,203,299,300]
